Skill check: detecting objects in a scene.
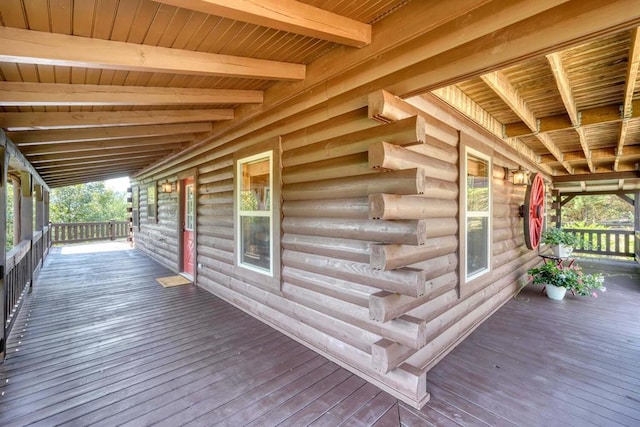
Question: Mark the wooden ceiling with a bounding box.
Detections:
[0,0,639,191]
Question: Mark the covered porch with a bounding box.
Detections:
[1,243,638,426]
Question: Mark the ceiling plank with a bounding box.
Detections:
[39,160,154,177]
[152,0,371,48]
[18,134,194,156]
[480,70,573,174]
[503,100,640,137]
[0,82,263,106]
[546,52,594,172]
[614,27,640,171]
[0,109,233,131]
[0,26,306,80]
[35,152,172,169]
[7,122,211,144]
[553,170,640,183]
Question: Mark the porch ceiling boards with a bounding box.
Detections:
[1,245,638,425]
[1,1,640,188]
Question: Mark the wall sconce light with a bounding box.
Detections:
[512,168,530,186]
[160,180,173,193]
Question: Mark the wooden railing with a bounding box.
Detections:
[564,228,635,258]
[4,226,51,340]
[51,221,129,244]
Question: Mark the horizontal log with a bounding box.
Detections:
[282,233,371,263]
[197,154,233,175]
[283,249,427,297]
[369,141,457,182]
[369,194,457,220]
[282,168,425,200]
[369,271,457,322]
[199,179,233,195]
[372,339,416,374]
[198,193,233,205]
[197,225,233,240]
[282,198,369,219]
[198,167,233,185]
[282,283,426,349]
[283,217,428,245]
[407,253,457,281]
[404,140,458,164]
[368,90,458,146]
[197,234,234,253]
[283,115,426,167]
[282,152,372,184]
[370,235,458,270]
[282,265,376,307]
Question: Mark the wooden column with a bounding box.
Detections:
[0,142,7,359]
[12,179,19,247]
[635,190,640,263]
[20,171,33,241]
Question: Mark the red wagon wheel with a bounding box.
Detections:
[523,173,545,250]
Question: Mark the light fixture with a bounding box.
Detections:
[160,180,173,193]
[512,168,530,186]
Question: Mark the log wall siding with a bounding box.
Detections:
[131,92,546,409]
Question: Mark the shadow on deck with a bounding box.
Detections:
[1,244,638,426]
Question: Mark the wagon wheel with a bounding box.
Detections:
[523,173,545,250]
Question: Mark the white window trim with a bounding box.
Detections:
[235,150,274,276]
[463,146,492,283]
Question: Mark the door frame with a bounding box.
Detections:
[177,168,197,282]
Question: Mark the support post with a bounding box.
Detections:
[635,190,639,263]
[20,171,33,241]
[0,142,7,359]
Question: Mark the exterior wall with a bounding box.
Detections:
[132,93,547,408]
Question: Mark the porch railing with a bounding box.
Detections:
[563,228,635,258]
[4,226,51,340]
[51,221,129,244]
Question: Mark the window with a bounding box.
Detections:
[147,184,156,220]
[132,186,139,228]
[463,148,491,281]
[236,151,273,275]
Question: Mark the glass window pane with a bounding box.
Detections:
[240,158,270,211]
[185,184,194,230]
[467,155,489,212]
[467,217,489,277]
[240,216,270,271]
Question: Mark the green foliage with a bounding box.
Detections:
[528,261,605,297]
[541,228,582,246]
[562,195,633,228]
[50,182,127,223]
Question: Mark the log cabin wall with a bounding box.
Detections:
[131,90,549,409]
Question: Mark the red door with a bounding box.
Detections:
[182,178,195,276]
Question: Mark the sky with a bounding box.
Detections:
[104,177,130,193]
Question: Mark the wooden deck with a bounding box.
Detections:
[1,245,639,426]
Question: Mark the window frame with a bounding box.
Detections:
[147,183,157,221]
[235,150,274,277]
[461,145,492,285]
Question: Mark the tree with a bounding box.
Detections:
[562,194,633,228]
[50,182,128,223]
[6,183,14,249]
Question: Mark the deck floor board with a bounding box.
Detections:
[1,244,638,426]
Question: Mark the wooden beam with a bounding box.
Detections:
[553,171,640,183]
[8,122,211,145]
[0,26,305,81]
[0,110,233,131]
[614,27,640,171]
[18,134,193,156]
[33,152,172,168]
[480,71,573,174]
[504,101,640,137]
[0,82,263,107]
[28,145,182,164]
[38,160,153,178]
[46,171,141,188]
[616,193,635,206]
[546,52,594,172]
[153,0,371,48]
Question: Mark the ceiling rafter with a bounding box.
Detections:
[0,82,263,106]
[614,27,640,171]
[38,160,156,178]
[540,145,640,163]
[152,0,372,47]
[0,110,233,131]
[430,85,550,174]
[27,145,184,164]
[0,26,306,80]
[35,153,171,169]
[7,122,211,145]
[546,52,594,172]
[480,70,573,174]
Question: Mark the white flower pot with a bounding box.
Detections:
[546,284,567,300]
[551,244,573,258]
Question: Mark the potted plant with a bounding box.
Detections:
[541,228,581,257]
[527,260,605,300]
